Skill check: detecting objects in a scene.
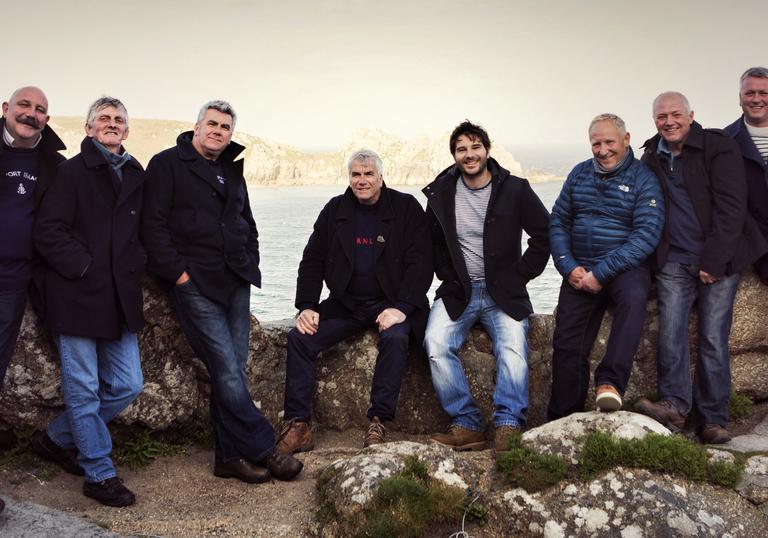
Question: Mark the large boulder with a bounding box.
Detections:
[1,272,767,434]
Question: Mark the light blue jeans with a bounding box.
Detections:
[47,332,143,482]
[424,281,529,430]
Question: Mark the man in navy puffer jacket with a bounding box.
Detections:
[547,113,663,419]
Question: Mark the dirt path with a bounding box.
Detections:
[0,429,429,537]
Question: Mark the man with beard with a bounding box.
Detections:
[725,67,768,282]
[547,114,663,419]
[423,120,550,453]
[0,87,65,514]
[33,96,145,506]
[142,100,302,483]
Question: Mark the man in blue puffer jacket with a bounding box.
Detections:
[547,113,664,419]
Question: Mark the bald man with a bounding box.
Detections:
[0,86,65,513]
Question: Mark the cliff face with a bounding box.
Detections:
[48,118,523,186]
[1,273,766,434]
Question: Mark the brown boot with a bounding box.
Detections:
[699,424,732,445]
[363,417,386,447]
[634,399,685,432]
[276,420,313,455]
[429,425,486,451]
[493,425,520,453]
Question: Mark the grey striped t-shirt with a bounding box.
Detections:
[455,176,491,279]
[745,121,768,165]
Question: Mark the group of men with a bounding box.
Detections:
[0,66,766,511]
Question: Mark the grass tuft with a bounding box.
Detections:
[496,431,568,492]
[113,430,185,470]
[728,392,753,421]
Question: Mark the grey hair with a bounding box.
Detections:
[197,100,237,127]
[652,91,691,115]
[347,149,383,177]
[589,113,626,135]
[741,67,768,83]
[86,96,128,128]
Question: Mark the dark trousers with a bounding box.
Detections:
[171,281,275,464]
[284,307,410,423]
[547,266,650,420]
[0,289,27,389]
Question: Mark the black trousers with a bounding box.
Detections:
[284,306,410,423]
[547,266,651,420]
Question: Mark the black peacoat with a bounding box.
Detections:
[294,184,433,342]
[141,132,261,305]
[34,137,146,339]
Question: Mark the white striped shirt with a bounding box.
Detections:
[455,177,491,279]
[745,121,768,165]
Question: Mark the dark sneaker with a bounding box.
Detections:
[493,425,520,453]
[0,496,5,514]
[83,477,135,507]
[699,424,732,445]
[595,384,622,412]
[429,425,486,451]
[363,417,386,447]
[275,420,313,455]
[31,430,84,476]
[634,398,686,432]
[259,450,303,481]
[214,458,270,483]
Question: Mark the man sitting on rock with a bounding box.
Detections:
[547,113,663,419]
[277,149,432,452]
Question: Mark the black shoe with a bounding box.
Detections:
[259,450,303,481]
[214,458,270,484]
[30,430,84,476]
[0,496,5,514]
[83,477,135,507]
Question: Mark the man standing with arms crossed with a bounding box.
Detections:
[142,101,302,483]
[423,120,550,453]
[0,86,65,514]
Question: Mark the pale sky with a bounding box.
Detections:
[6,0,767,152]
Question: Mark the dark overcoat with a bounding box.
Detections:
[294,185,433,343]
[141,132,261,305]
[641,122,768,277]
[422,158,551,321]
[724,116,768,281]
[34,137,146,339]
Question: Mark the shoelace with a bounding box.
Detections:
[366,421,385,441]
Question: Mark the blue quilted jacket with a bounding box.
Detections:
[550,148,664,283]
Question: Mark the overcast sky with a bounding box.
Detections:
[6,0,766,152]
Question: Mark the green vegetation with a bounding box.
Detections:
[496,431,568,492]
[728,392,753,421]
[113,430,186,470]
[315,465,342,526]
[0,428,59,482]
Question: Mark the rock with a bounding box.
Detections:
[521,411,671,464]
[737,455,768,507]
[0,498,120,538]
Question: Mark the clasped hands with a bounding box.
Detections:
[296,307,406,335]
[568,266,602,294]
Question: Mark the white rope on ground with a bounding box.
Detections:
[448,494,480,538]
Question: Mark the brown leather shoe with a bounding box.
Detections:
[634,398,685,432]
[699,424,732,445]
[30,430,84,476]
[429,425,486,451]
[260,450,303,481]
[276,420,313,455]
[493,425,520,453]
[363,417,386,447]
[595,384,622,412]
[214,458,270,484]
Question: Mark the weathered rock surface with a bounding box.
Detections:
[2,272,768,435]
[0,498,120,538]
[738,455,768,514]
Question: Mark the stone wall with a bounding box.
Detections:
[2,273,767,434]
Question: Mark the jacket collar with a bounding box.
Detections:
[0,117,66,156]
[80,136,140,171]
[337,182,395,219]
[726,116,768,168]
[424,156,509,195]
[175,130,245,163]
[642,121,705,153]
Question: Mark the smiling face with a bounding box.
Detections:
[349,158,383,205]
[653,93,694,153]
[86,105,128,153]
[2,87,49,148]
[740,76,768,128]
[589,120,630,171]
[452,134,490,181]
[192,108,233,160]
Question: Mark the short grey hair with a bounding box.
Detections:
[347,149,383,177]
[652,91,691,115]
[741,67,768,83]
[197,100,237,127]
[86,96,128,128]
[589,113,626,135]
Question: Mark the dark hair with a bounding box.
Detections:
[449,120,491,154]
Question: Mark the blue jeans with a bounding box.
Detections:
[46,332,143,483]
[0,288,27,389]
[656,261,739,427]
[424,281,529,430]
[171,280,274,464]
